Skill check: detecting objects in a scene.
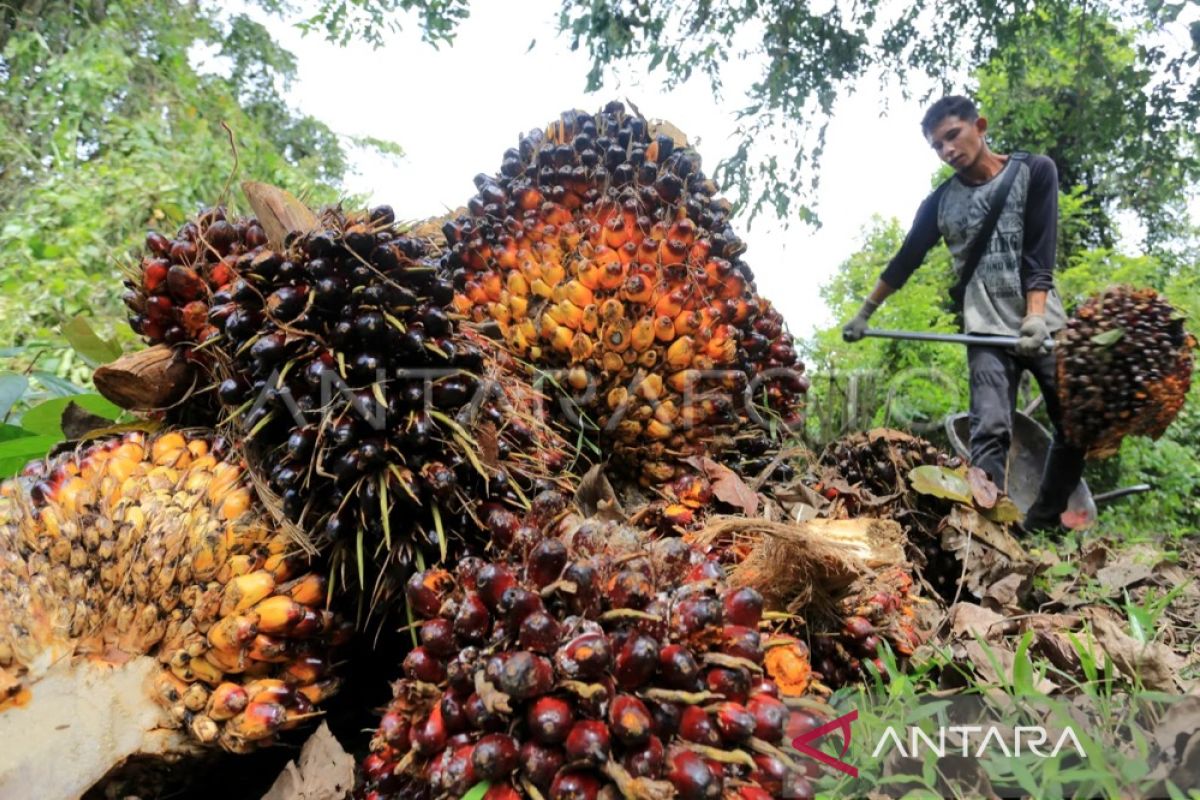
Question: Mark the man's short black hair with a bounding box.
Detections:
[921,95,979,136]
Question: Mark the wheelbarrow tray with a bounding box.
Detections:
[944,411,1097,524]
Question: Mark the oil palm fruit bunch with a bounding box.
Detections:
[445,101,807,485]
[809,567,920,688]
[124,205,266,351]
[1056,286,1195,458]
[0,432,346,795]
[357,510,819,800]
[130,203,572,597]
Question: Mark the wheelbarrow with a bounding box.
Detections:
[862,328,1153,527]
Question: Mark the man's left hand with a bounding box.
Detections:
[1016,314,1049,357]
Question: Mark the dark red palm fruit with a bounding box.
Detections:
[361,752,402,793]
[483,786,522,800]
[714,701,756,743]
[406,569,455,618]
[464,693,506,732]
[555,633,612,680]
[453,591,491,643]
[564,720,610,767]
[145,294,174,324]
[649,700,682,738]
[668,749,723,800]
[622,735,664,778]
[519,611,563,654]
[498,586,544,627]
[456,556,487,591]
[476,564,518,610]
[377,711,410,749]
[843,615,874,639]
[672,596,724,641]
[471,733,520,780]
[142,258,170,293]
[609,694,654,747]
[747,694,788,743]
[527,696,574,744]
[170,239,198,264]
[785,710,824,742]
[607,569,654,610]
[440,693,469,734]
[412,703,448,754]
[684,558,724,583]
[180,300,208,336]
[750,753,787,795]
[678,706,720,746]
[403,647,446,683]
[419,617,456,658]
[497,651,554,701]
[441,744,478,796]
[785,774,816,800]
[526,538,568,588]
[562,561,601,615]
[549,770,603,800]
[481,504,521,548]
[658,644,700,689]
[446,648,479,696]
[734,788,773,800]
[146,231,171,256]
[749,678,779,698]
[722,625,763,663]
[614,634,659,690]
[704,667,750,703]
[519,741,565,790]
[723,588,763,629]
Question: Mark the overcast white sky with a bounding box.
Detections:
[255,1,969,338]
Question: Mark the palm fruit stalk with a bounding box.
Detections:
[444,101,808,485]
[357,506,821,800]
[0,431,347,796]
[126,202,574,602]
[817,430,960,599]
[1056,286,1195,458]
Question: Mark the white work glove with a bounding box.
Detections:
[842,299,880,343]
[1016,314,1049,357]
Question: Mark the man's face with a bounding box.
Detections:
[926,115,988,172]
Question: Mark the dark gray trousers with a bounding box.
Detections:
[966,344,1086,526]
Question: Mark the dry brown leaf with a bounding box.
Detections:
[966,466,999,509]
[261,723,355,800]
[684,456,760,516]
[947,602,1011,642]
[241,181,318,249]
[574,463,625,522]
[476,421,500,470]
[1086,611,1184,692]
[945,505,1028,563]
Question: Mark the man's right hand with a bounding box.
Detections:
[842,299,880,342]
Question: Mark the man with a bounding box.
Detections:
[841,95,1084,533]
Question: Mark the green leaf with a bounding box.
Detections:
[18,394,121,437]
[30,371,83,397]
[0,373,29,420]
[0,424,35,442]
[62,315,122,366]
[1126,603,1153,646]
[908,465,973,504]
[1090,327,1125,347]
[0,434,63,478]
[460,782,491,800]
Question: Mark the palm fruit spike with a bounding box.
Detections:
[125,205,266,352]
[1056,285,1195,458]
[0,431,346,797]
[444,101,808,485]
[357,504,818,800]
[128,202,574,603]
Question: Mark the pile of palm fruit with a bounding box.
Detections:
[445,101,806,485]
[1,102,1194,799]
[1056,285,1195,458]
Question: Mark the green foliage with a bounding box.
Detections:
[974,6,1200,251]
[0,0,362,413]
[301,0,470,48]
[800,215,966,447]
